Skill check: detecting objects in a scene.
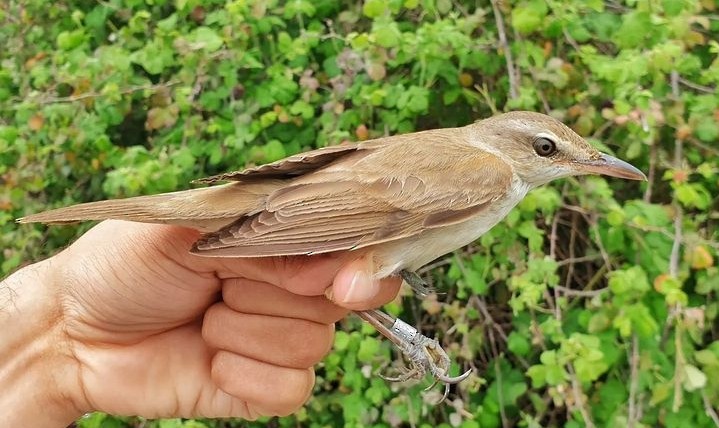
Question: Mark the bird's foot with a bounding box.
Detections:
[400,269,435,297]
[356,310,471,404]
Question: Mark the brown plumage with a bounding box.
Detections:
[18,111,645,277]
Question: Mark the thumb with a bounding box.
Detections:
[326,253,402,311]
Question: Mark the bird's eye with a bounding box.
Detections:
[533,137,557,157]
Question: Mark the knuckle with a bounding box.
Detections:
[286,321,334,367]
[210,351,237,395]
[271,369,315,416]
[220,278,242,304]
[210,351,315,417]
[202,303,228,345]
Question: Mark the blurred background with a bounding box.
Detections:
[1,0,718,426]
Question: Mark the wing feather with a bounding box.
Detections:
[195,144,368,183]
[17,182,281,232]
[192,128,513,257]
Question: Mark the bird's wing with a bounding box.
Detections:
[195,143,370,183]
[192,130,513,256]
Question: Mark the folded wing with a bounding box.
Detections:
[192,130,513,256]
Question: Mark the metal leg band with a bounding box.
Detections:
[391,317,418,343]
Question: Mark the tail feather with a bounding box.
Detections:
[17,182,278,233]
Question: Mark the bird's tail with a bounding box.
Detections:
[17,182,279,232]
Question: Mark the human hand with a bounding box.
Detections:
[0,220,401,425]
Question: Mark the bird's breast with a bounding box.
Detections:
[371,178,530,278]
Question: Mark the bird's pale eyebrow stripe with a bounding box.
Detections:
[534,132,559,141]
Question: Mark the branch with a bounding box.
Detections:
[494,359,510,428]
[549,210,560,260]
[556,254,604,267]
[490,0,519,100]
[703,391,719,428]
[669,70,683,279]
[468,295,530,370]
[677,77,715,94]
[32,80,181,105]
[669,70,686,414]
[628,334,641,427]
[643,141,657,203]
[672,308,685,412]
[553,285,608,297]
[567,363,596,428]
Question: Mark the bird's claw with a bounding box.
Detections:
[382,329,472,404]
[356,310,470,404]
[436,369,473,384]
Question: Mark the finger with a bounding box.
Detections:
[196,252,359,297]
[211,350,315,417]
[203,303,335,368]
[221,278,348,324]
[326,253,402,311]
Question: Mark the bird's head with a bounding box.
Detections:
[473,111,646,188]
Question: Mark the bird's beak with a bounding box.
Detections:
[576,153,647,181]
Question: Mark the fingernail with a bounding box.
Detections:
[341,270,380,304]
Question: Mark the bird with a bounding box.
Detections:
[18,111,646,400]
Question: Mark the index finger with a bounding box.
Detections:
[192,251,358,296]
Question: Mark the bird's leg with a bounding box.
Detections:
[355,309,471,403]
[399,269,435,297]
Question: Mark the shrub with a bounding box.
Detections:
[2,0,718,426]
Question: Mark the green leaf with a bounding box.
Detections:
[608,266,650,297]
[511,0,548,34]
[507,331,531,356]
[397,86,429,114]
[683,364,707,391]
[75,413,125,428]
[357,336,380,363]
[259,111,278,128]
[186,27,224,52]
[130,39,176,74]
[363,0,387,18]
[463,268,488,295]
[695,117,719,142]
[56,29,86,50]
[158,419,184,428]
[404,0,419,8]
[334,331,350,351]
[262,139,287,162]
[675,183,712,209]
[289,100,315,119]
[615,11,651,48]
[373,23,401,48]
[663,0,686,16]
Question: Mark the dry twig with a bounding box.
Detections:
[669,70,686,413]
[33,81,180,105]
[567,363,596,428]
[702,391,719,428]
[490,0,519,100]
[628,334,641,427]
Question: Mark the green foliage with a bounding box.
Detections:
[2,0,719,426]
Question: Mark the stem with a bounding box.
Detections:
[628,334,640,427]
[567,363,596,428]
[490,0,519,100]
[669,70,686,413]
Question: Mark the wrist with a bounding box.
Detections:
[0,260,86,426]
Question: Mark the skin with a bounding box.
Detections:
[0,220,401,425]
